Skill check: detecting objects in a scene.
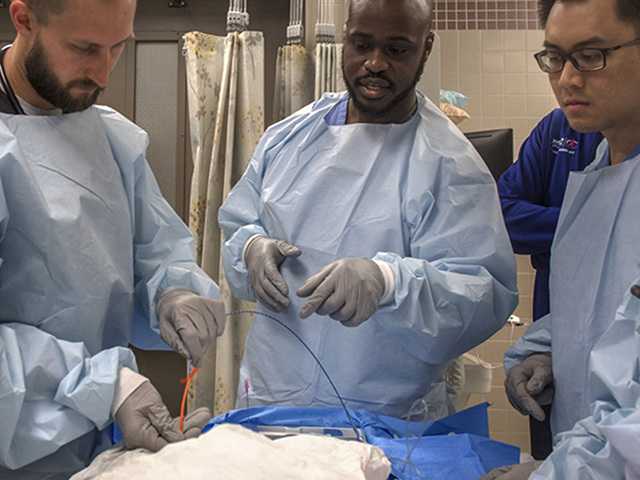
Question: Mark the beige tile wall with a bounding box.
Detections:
[438,29,556,152]
[437,29,557,453]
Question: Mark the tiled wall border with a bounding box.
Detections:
[434,0,541,30]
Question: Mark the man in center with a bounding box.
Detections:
[219,0,518,417]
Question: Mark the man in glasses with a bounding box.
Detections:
[498,109,602,464]
[483,0,640,478]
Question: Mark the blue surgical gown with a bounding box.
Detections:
[498,109,602,320]
[530,278,640,479]
[505,141,640,439]
[219,92,518,418]
[0,106,219,478]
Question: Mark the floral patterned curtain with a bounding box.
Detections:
[183,30,264,415]
[273,44,314,122]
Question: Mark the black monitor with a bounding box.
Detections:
[465,129,514,181]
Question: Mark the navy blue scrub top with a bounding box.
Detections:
[498,108,603,320]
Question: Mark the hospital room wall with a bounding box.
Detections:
[438,27,556,453]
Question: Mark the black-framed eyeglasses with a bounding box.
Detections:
[534,38,640,73]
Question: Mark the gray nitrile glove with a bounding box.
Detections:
[297,258,385,327]
[505,353,554,421]
[480,461,543,480]
[115,381,210,452]
[245,237,302,312]
[157,289,226,367]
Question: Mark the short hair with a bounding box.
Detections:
[539,0,640,30]
[11,0,67,24]
[347,0,433,24]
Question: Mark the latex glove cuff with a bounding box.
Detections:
[112,367,150,416]
[374,260,395,306]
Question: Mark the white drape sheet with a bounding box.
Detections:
[71,425,391,480]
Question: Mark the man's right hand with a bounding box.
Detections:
[505,353,553,421]
[115,381,210,452]
[245,237,301,312]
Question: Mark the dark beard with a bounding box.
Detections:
[25,38,103,113]
[342,50,426,118]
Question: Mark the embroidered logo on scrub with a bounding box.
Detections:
[552,137,579,155]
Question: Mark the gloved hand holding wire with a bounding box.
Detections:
[297,258,385,327]
[115,381,210,452]
[157,289,226,367]
[505,353,553,421]
[245,236,302,312]
[480,461,543,480]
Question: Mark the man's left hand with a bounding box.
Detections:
[157,289,226,366]
[297,258,385,327]
[632,284,640,299]
[480,462,542,480]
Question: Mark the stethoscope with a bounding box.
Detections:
[0,44,26,115]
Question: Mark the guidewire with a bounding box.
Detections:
[226,310,364,443]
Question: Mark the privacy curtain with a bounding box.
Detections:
[314,0,345,98]
[314,42,344,99]
[273,44,314,122]
[183,30,264,414]
[273,0,314,122]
